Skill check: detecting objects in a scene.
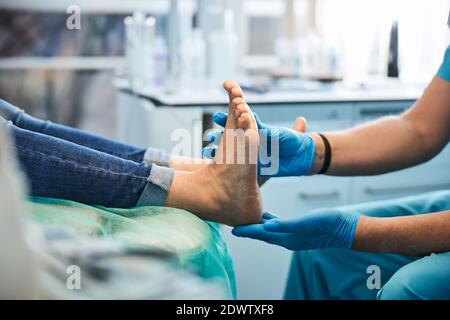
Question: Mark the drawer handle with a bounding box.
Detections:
[360,108,405,117]
[364,183,450,195]
[298,191,340,200]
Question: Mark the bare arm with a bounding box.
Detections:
[308,76,450,176]
[307,77,450,256]
[352,211,450,255]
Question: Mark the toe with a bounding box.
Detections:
[223,80,244,99]
[231,85,244,99]
[223,80,238,92]
[234,104,247,121]
[236,102,257,130]
[231,97,245,115]
[237,113,252,130]
[232,97,245,108]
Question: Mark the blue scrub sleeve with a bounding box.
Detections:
[437,45,450,81]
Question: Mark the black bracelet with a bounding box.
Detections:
[318,133,331,174]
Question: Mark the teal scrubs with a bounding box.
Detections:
[285,191,450,300]
[285,47,450,300]
[437,45,450,81]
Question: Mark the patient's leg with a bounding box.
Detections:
[0,98,149,163]
[165,81,262,226]
[3,82,261,225]
[0,98,208,169]
[8,124,158,207]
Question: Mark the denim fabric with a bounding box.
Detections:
[0,98,173,208]
[137,164,175,206]
[0,98,147,162]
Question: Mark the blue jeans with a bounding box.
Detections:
[285,190,450,300]
[0,98,174,208]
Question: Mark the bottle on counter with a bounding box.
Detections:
[124,12,156,90]
[181,15,207,88]
[124,15,137,85]
[141,17,157,87]
[207,9,238,83]
[153,35,168,89]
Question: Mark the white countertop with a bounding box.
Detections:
[115,77,424,107]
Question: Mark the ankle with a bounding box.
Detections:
[191,167,223,213]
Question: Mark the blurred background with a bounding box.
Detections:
[0,0,448,138]
[1,0,450,300]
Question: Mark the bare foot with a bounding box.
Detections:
[205,80,262,225]
[165,81,262,226]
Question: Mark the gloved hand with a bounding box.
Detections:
[203,112,315,177]
[232,209,359,251]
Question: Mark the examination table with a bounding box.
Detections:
[0,123,235,299]
[28,198,236,299]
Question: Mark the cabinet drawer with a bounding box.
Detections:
[261,176,351,217]
[430,144,450,166]
[253,103,353,124]
[352,164,450,203]
[354,101,413,122]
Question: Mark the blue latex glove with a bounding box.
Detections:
[203,112,315,177]
[232,209,359,251]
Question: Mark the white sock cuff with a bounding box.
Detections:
[143,147,171,167]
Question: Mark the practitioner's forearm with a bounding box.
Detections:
[308,77,450,176]
[307,116,433,176]
[352,211,450,256]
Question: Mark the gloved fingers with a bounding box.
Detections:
[201,146,216,159]
[262,211,279,220]
[232,224,288,246]
[263,217,305,233]
[206,131,222,144]
[212,112,227,127]
[292,116,307,132]
[232,223,263,238]
[252,112,266,130]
